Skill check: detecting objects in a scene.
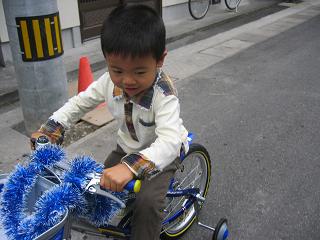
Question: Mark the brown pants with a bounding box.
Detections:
[104,145,178,240]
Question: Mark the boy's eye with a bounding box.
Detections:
[135,71,146,75]
[112,69,122,74]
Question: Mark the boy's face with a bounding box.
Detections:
[106,52,166,97]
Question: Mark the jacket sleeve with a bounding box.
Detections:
[121,93,187,179]
[50,72,109,128]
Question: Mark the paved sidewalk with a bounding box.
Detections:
[1,0,319,175]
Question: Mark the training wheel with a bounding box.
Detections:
[212,218,229,240]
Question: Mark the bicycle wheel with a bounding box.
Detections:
[188,0,211,20]
[225,0,241,10]
[161,143,211,239]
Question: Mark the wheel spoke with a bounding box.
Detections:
[176,161,200,187]
[164,197,186,220]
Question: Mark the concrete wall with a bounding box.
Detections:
[163,0,187,7]
[163,0,189,22]
[0,0,9,42]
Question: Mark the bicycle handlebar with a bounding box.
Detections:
[35,137,141,193]
[85,177,141,208]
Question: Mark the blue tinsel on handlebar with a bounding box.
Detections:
[0,144,128,240]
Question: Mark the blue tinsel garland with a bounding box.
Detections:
[0,145,127,240]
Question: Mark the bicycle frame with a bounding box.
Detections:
[68,133,200,239]
[163,188,201,226]
[70,188,203,239]
[1,133,228,240]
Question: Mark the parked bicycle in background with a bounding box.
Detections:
[188,0,242,20]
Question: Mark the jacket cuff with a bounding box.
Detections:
[39,119,65,145]
[121,153,160,180]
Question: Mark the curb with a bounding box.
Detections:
[0,90,19,107]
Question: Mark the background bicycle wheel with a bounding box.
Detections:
[188,0,211,20]
[225,0,242,10]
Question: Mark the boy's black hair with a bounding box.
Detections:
[101,4,166,61]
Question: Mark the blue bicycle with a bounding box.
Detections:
[0,134,229,240]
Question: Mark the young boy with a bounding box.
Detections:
[31,4,189,239]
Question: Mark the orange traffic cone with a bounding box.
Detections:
[78,56,93,93]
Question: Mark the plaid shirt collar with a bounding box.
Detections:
[112,71,162,110]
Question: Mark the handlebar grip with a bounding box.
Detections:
[124,180,141,193]
[35,135,50,149]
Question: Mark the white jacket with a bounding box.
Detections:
[51,71,188,179]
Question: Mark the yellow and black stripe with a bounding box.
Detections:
[16,12,63,62]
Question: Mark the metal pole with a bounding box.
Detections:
[3,0,68,135]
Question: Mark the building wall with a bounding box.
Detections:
[163,0,189,22]
[57,0,80,30]
[57,0,82,49]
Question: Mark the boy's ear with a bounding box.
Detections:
[156,49,168,68]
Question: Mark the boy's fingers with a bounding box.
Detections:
[30,138,36,150]
[105,180,111,191]
[120,180,129,191]
[110,182,117,192]
[116,183,124,192]
[100,176,105,188]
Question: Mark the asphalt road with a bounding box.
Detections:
[177,14,320,240]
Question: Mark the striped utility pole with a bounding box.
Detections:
[3,0,68,135]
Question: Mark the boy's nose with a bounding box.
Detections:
[122,75,135,86]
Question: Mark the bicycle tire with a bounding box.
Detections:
[161,143,211,239]
[188,0,211,20]
[225,0,241,10]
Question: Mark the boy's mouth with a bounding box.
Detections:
[124,87,139,95]
[124,87,137,91]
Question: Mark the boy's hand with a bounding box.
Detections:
[30,131,51,150]
[30,119,65,150]
[100,163,134,192]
